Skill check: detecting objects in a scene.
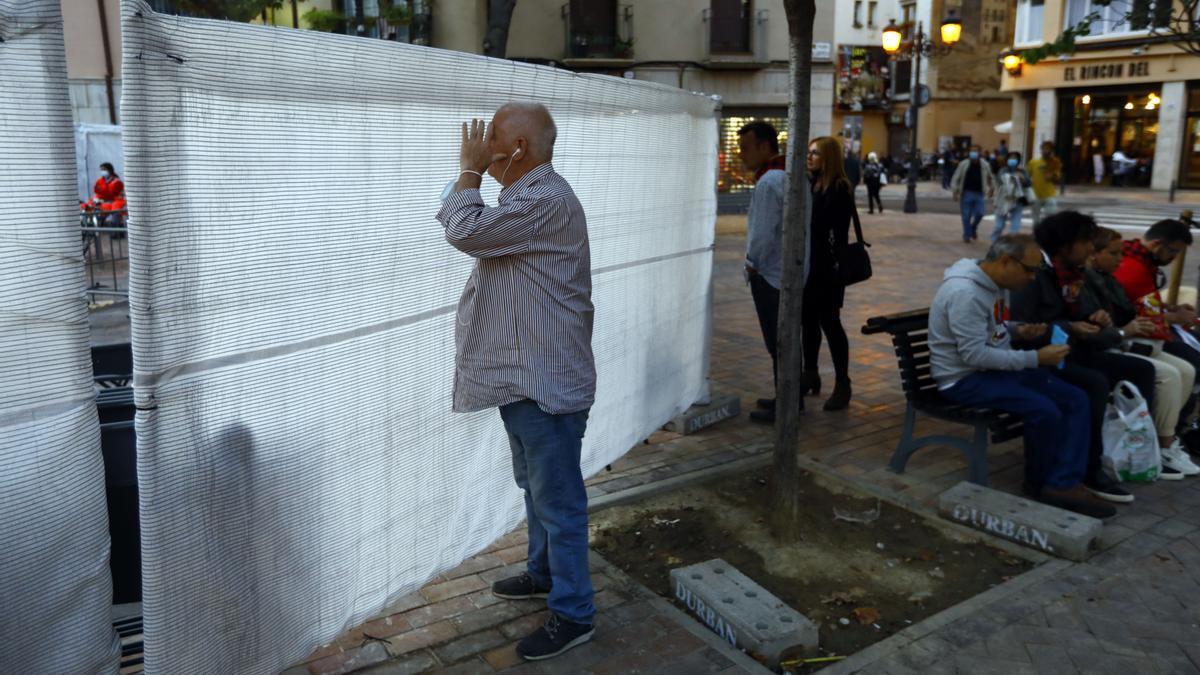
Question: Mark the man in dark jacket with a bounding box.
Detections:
[1010,211,1161,501]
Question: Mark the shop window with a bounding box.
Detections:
[718,114,789,193]
[1015,0,1044,45]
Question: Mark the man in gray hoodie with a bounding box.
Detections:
[929,234,1115,518]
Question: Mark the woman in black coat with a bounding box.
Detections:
[804,136,855,410]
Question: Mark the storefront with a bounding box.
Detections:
[717,109,789,193]
[1055,86,1161,186]
[1002,47,1200,191]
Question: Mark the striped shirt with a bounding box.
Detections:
[436,163,596,415]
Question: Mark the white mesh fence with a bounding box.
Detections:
[121,2,717,673]
[0,1,119,673]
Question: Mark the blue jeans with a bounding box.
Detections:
[992,206,1024,240]
[499,399,594,624]
[960,190,985,240]
[941,369,1090,492]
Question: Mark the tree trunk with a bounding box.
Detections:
[770,0,815,540]
[483,0,519,57]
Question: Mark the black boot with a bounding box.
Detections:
[823,378,852,411]
[801,371,822,397]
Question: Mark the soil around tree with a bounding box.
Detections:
[589,468,1034,672]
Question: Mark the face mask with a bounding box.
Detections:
[968,151,979,160]
[1007,158,1019,168]
[100,170,111,179]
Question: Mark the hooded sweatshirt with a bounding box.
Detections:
[929,258,1039,388]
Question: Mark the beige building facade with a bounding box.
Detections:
[1003,0,1200,190]
[59,1,835,194]
[831,0,1014,167]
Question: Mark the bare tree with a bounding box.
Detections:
[1023,1,1200,63]
[483,0,519,57]
[770,0,816,539]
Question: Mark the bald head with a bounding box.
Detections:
[493,102,557,163]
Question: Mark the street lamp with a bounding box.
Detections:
[882,10,963,213]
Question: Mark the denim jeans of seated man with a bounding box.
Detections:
[499,399,595,625]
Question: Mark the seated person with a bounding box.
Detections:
[1010,211,1160,495]
[929,234,1115,519]
[1114,218,1200,457]
[1085,227,1199,475]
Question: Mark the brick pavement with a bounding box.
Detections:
[290,210,1200,673]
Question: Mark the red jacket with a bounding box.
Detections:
[93,176,124,203]
[1114,239,1172,340]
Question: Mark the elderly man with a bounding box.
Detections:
[929,234,1114,519]
[437,103,596,661]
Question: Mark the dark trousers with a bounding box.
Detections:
[749,274,779,387]
[500,400,594,624]
[942,369,1090,492]
[802,283,849,380]
[866,182,883,213]
[1054,353,1157,478]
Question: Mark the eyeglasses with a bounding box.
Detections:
[1013,258,1041,274]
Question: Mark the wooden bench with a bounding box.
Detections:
[862,308,1023,486]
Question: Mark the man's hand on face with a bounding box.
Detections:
[1014,323,1048,341]
[460,119,508,174]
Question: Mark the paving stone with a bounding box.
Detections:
[481,643,523,671]
[671,558,817,668]
[384,621,459,656]
[1024,643,1079,675]
[1151,516,1200,539]
[357,650,437,675]
[419,575,490,604]
[1067,647,1159,675]
[433,628,509,664]
[450,602,530,636]
[938,481,1101,560]
[306,641,390,675]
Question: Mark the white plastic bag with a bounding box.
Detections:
[1102,381,1161,483]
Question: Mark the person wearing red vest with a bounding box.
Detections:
[91,162,126,227]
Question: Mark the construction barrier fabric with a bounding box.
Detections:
[120,2,717,672]
[0,1,120,673]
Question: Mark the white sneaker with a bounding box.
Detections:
[1162,440,1200,476]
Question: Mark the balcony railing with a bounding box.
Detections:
[561,3,634,60]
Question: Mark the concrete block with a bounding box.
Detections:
[670,558,817,667]
[938,481,1102,561]
[664,395,740,435]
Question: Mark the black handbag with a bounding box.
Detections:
[838,204,873,286]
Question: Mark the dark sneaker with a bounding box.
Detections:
[492,572,551,600]
[749,408,775,423]
[1039,484,1117,519]
[1085,473,1134,504]
[1159,464,1185,481]
[756,398,775,411]
[516,613,594,661]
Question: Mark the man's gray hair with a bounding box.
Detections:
[497,102,557,162]
[985,233,1037,262]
